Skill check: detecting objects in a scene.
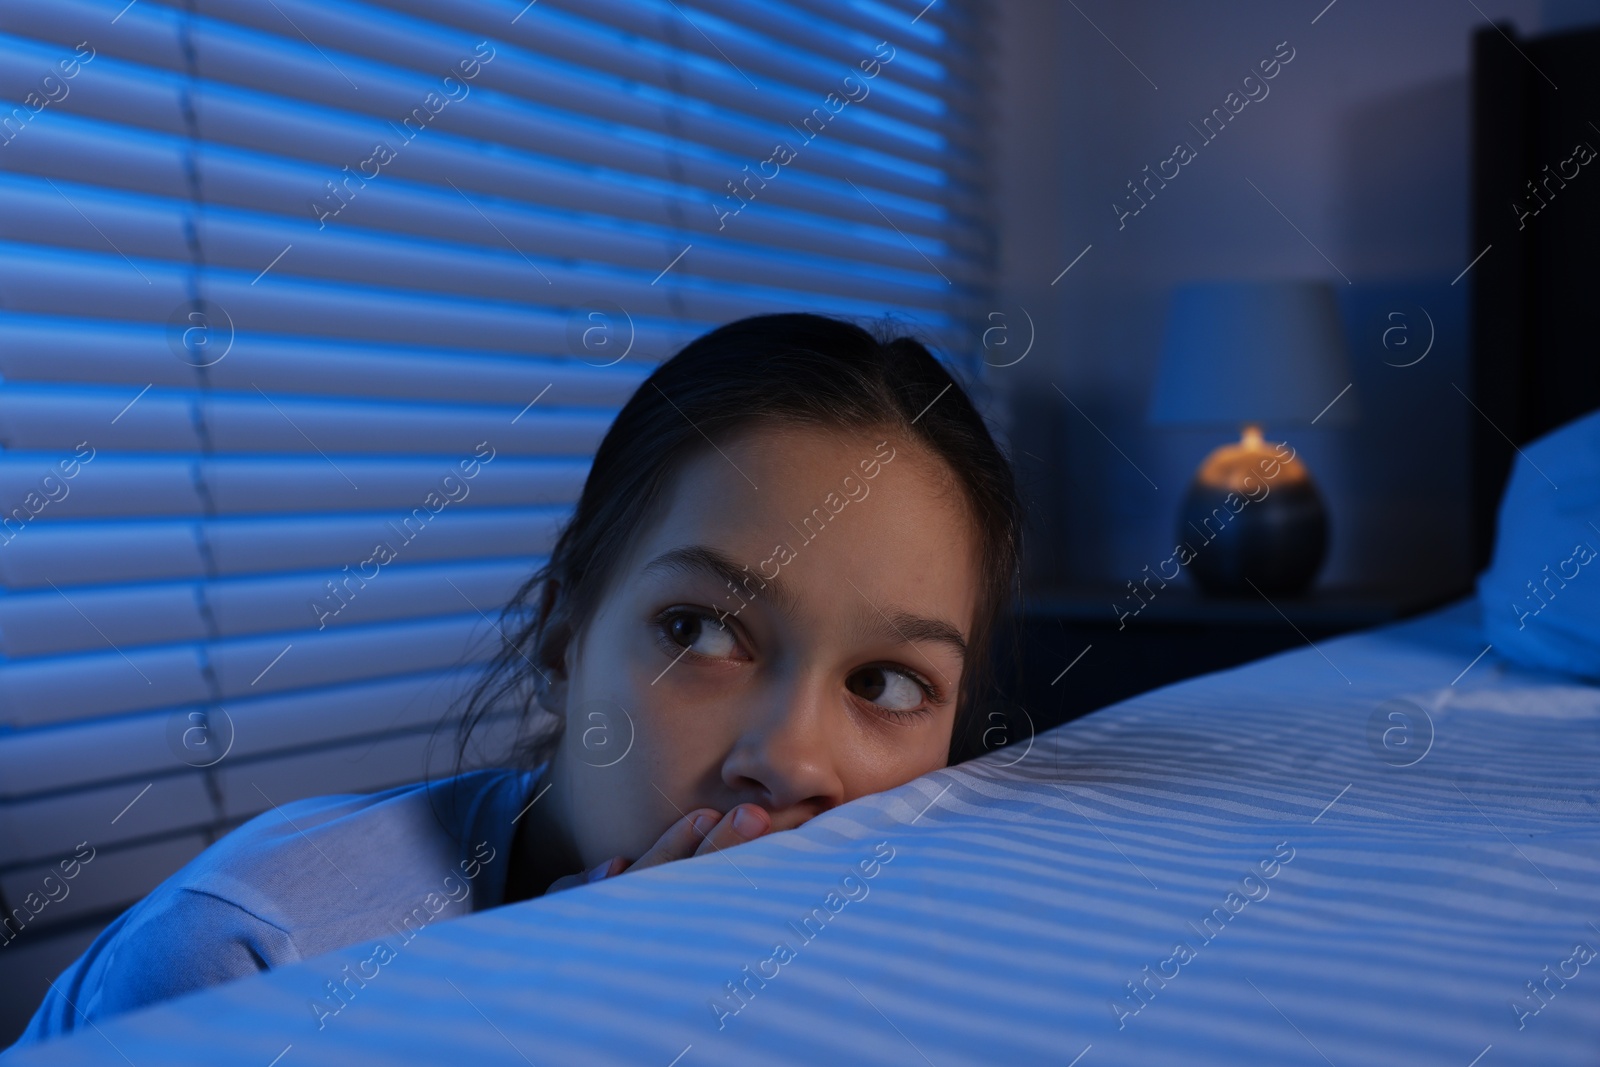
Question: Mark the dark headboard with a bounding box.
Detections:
[1470,23,1600,571]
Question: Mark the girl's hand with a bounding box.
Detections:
[543,804,771,895]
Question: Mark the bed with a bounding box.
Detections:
[2,596,1597,1065]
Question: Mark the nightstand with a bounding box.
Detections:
[998,584,1467,736]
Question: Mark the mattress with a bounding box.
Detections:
[6,597,1598,1066]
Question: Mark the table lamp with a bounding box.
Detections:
[1147,280,1353,597]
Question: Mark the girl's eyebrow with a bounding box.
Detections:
[641,545,795,612]
[868,609,968,661]
[640,544,967,660]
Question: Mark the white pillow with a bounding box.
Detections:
[1478,405,1600,680]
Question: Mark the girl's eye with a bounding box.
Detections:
[846,666,927,714]
[663,610,740,659]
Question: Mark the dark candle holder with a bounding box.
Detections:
[1177,425,1328,597]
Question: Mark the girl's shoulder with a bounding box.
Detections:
[190,767,533,942]
[14,767,538,1047]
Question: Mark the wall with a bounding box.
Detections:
[990,0,1594,596]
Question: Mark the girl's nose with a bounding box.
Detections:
[719,680,844,817]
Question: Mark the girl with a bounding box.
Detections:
[16,312,1021,1045]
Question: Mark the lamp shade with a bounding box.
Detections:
[1147,280,1353,427]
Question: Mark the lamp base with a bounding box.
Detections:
[1177,430,1328,597]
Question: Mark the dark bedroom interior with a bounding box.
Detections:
[0,1,1597,1064]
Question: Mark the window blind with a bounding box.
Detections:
[0,0,993,959]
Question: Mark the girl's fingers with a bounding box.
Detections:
[629,808,722,873]
[542,804,771,895]
[589,855,631,882]
[692,803,770,857]
[546,872,584,894]
[545,856,616,895]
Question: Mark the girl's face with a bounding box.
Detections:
[537,422,982,872]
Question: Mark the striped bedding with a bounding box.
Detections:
[6,598,1598,1066]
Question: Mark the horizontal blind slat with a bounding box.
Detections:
[206,614,493,699]
[0,669,506,799]
[0,111,192,198]
[186,87,975,242]
[0,245,191,321]
[0,174,193,263]
[0,316,655,402]
[0,510,566,588]
[0,521,206,588]
[0,558,539,659]
[0,775,212,867]
[0,646,209,728]
[205,509,565,577]
[206,272,957,352]
[192,144,981,281]
[208,558,536,642]
[194,212,965,313]
[0,0,183,69]
[0,34,186,136]
[0,584,208,659]
[174,13,966,186]
[202,396,609,458]
[214,730,462,821]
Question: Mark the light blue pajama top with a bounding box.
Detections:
[12,768,539,1049]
